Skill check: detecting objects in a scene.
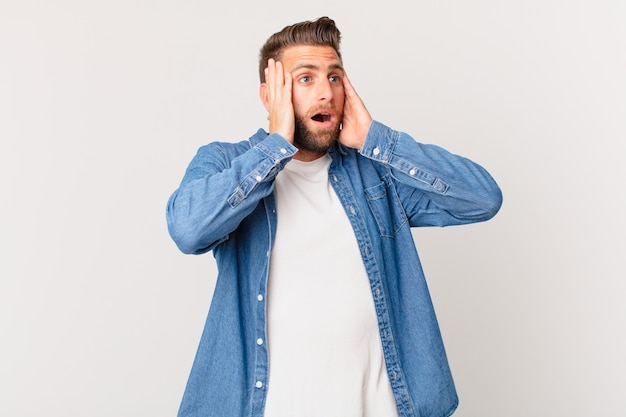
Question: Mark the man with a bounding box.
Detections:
[167,16,502,417]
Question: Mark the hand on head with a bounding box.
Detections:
[263,59,295,144]
[261,56,372,151]
[338,73,372,150]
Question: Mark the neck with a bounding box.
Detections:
[293,149,326,162]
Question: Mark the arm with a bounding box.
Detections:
[168,59,298,254]
[360,121,502,226]
[340,73,501,226]
[166,134,297,254]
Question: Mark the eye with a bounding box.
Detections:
[298,75,312,83]
[329,75,340,83]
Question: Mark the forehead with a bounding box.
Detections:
[280,45,343,72]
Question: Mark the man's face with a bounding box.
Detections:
[280,45,345,154]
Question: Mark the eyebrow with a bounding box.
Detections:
[290,62,345,73]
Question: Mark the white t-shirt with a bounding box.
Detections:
[264,155,398,417]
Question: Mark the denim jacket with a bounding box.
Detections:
[166,120,502,417]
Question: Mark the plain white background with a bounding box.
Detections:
[1,1,624,416]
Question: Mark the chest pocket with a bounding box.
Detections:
[364,176,408,238]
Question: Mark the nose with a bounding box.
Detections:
[318,78,333,101]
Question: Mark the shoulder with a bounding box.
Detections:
[194,128,268,161]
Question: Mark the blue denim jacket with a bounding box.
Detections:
[166,120,502,417]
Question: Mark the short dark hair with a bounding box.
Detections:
[258,16,342,83]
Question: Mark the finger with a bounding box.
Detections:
[271,60,289,106]
[283,69,292,99]
[274,60,285,99]
[342,72,358,98]
[264,61,272,101]
[267,59,278,101]
[264,67,271,100]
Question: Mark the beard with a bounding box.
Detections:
[293,112,341,154]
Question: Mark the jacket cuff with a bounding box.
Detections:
[358,120,398,163]
[255,133,298,162]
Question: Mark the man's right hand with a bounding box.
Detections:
[264,59,295,144]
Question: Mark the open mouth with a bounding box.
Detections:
[311,112,332,123]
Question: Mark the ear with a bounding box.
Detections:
[259,83,270,112]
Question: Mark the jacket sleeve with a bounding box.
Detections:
[359,120,503,227]
[166,133,297,254]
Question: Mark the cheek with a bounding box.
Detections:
[292,100,306,117]
[334,86,345,107]
[290,91,309,115]
[337,95,345,109]
[335,97,345,116]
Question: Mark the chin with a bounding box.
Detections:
[294,137,335,154]
[294,120,339,152]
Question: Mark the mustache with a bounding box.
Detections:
[306,105,342,121]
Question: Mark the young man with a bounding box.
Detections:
[167,16,502,417]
